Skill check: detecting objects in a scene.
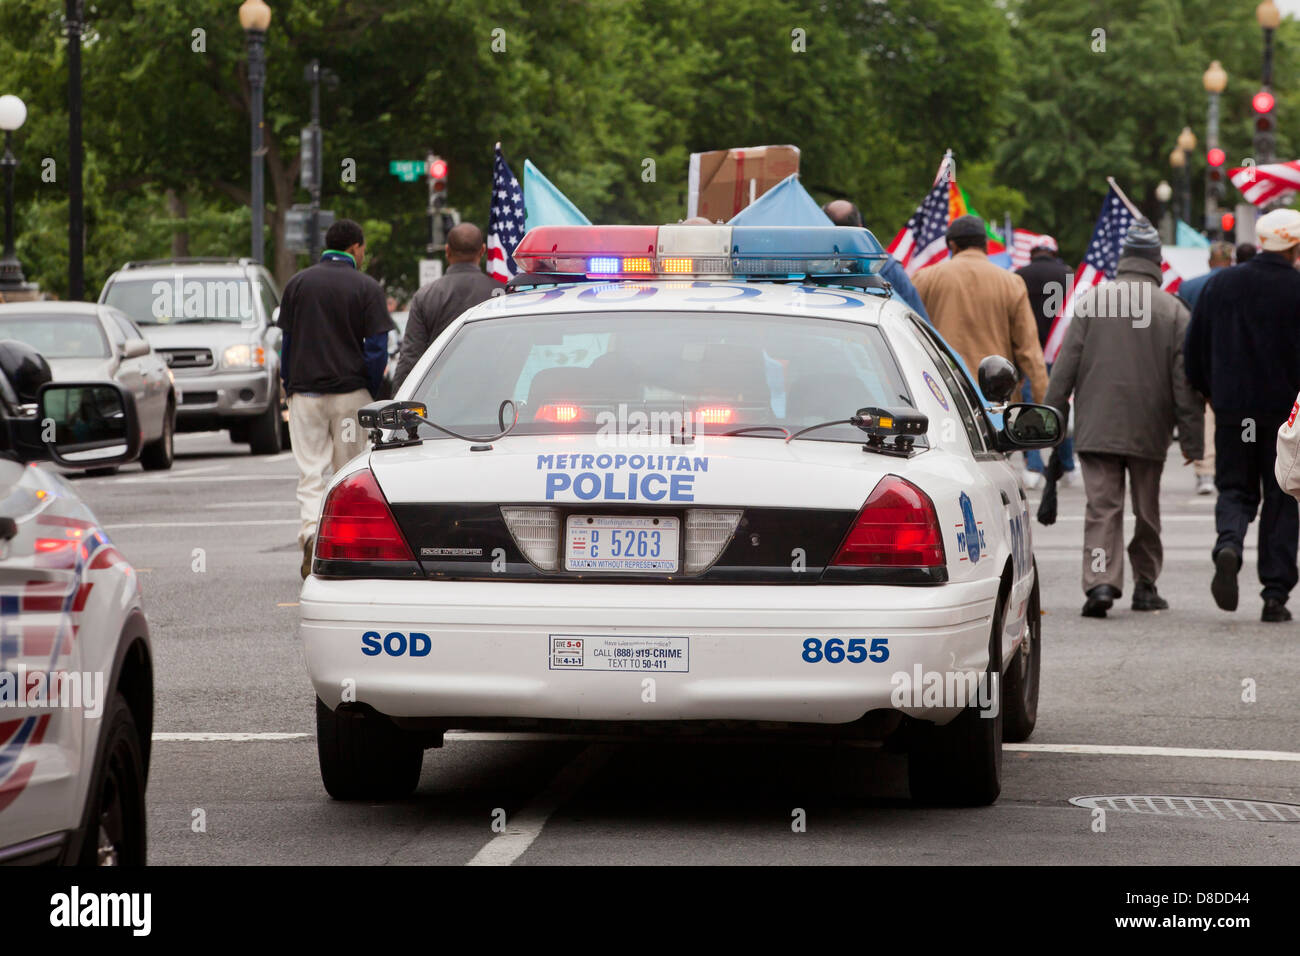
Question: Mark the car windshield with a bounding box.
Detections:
[0,314,110,359]
[408,310,919,444]
[103,276,255,325]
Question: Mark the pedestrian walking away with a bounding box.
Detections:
[1044,218,1203,618]
[277,218,394,577]
[912,214,1048,403]
[822,199,930,323]
[1179,240,1235,497]
[1015,237,1078,490]
[1184,208,1300,622]
[393,222,498,391]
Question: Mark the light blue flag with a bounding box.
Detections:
[523,159,591,228]
[1175,220,1210,248]
[727,173,830,226]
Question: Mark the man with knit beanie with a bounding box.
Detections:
[1045,218,1204,618]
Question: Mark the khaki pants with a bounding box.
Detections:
[288,389,372,547]
[1194,406,1215,478]
[1079,452,1165,595]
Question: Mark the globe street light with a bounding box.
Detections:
[1156,179,1174,244]
[240,0,272,264]
[1174,129,1196,227]
[0,94,28,293]
[1204,61,1228,238]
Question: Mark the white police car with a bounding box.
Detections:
[300,225,1061,806]
[0,344,152,864]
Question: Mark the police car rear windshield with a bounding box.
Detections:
[409,311,920,445]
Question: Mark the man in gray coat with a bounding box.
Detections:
[1044,219,1204,617]
[393,223,498,390]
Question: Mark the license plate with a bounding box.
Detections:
[564,515,679,572]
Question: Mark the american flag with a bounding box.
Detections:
[1010,229,1057,269]
[487,144,525,282]
[1229,159,1300,208]
[887,159,954,277]
[1043,185,1182,363]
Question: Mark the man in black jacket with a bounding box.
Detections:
[1016,240,1078,489]
[1184,208,1300,621]
[393,223,498,390]
[279,218,394,576]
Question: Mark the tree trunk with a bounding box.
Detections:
[166,189,189,258]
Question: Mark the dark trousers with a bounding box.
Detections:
[1214,409,1299,603]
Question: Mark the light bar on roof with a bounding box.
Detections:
[511,225,888,279]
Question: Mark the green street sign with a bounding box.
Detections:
[389,160,426,182]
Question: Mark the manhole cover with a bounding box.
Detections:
[1070,795,1300,823]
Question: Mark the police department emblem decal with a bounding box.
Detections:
[923,371,949,411]
[959,492,980,564]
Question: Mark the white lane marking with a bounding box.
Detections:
[1006,743,1300,762]
[146,733,1300,765]
[111,474,295,484]
[263,451,296,463]
[466,744,616,867]
[108,519,297,529]
[203,500,296,509]
[153,732,310,741]
[1047,514,1218,522]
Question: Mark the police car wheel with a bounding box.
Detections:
[315,697,423,800]
[76,693,148,865]
[248,400,282,455]
[907,582,1005,806]
[1002,564,1041,743]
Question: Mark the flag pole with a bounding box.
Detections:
[1106,177,1145,221]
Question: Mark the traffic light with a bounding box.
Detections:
[1207,147,1226,200]
[429,155,448,209]
[1221,212,1236,237]
[1254,89,1277,161]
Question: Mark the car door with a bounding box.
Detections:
[905,316,1033,668]
[0,461,87,848]
[104,309,165,443]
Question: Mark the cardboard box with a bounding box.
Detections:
[687,145,801,222]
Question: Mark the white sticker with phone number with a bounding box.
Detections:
[549,635,689,672]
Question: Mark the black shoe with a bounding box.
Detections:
[1211,547,1239,611]
[1262,599,1292,623]
[1082,584,1120,618]
[1132,581,1169,611]
[301,535,315,580]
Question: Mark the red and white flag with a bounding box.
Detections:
[1010,229,1057,269]
[887,156,956,277]
[487,144,525,282]
[1229,160,1300,209]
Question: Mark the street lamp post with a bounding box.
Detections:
[0,95,28,294]
[239,0,272,265]
[1204,61,1228,239]
[1156,180,1174,245]
[303,60,337,261]
[1257,0,1280,165]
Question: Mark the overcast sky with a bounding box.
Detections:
[1279,0,1300,16]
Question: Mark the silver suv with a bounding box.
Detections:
[98,258,289,454]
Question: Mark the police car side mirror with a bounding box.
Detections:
[977,355,1018,405]
[38,381,142,469]
[998,403,1063,451]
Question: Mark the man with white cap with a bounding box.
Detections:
[1184,207,1300,622]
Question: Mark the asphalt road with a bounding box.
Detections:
[60,434,1300,865]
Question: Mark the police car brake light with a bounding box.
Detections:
[534,403,584,424]
[316,469,414,563]
[511,225,887,279]
[831,476,945,568]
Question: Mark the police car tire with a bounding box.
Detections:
[1001,564,1041,743]
[248,400,282,455]
[315,697,423,800]
[907,582,1005,807]
[76,693,148,865]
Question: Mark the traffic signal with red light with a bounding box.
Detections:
[1207,148,1226,167]
[429,154,448,209]
[1221,212,1236,234]
[1253,90,1276,115]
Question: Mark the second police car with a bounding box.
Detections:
[300,224,1062,806]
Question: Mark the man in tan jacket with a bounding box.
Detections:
[912,215,1048,403]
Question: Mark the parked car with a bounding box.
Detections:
[0,341,153,864]
[0,302,175,470]
[99,257,289,454]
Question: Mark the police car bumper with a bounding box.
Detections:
[300,577,999,727]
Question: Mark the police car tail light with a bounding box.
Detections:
[501,507,560,571]
[832,476,945,568]
[684,509,742,573]
[316,469,414,562]
[695,406,734,425]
